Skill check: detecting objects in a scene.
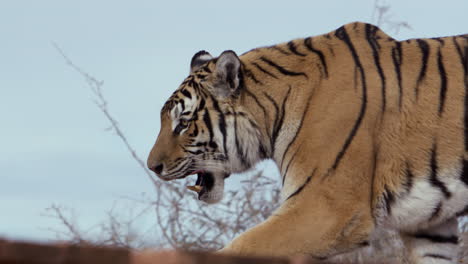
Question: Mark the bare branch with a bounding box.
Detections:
[52,42,157,186]
[371,0,412,35]
[43,205,88,244]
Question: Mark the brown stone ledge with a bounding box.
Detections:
[0,239,326,264]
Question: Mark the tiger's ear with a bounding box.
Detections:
[190,50,213,73]
[212,50,241,99]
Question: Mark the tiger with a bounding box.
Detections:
[147,22,468,263]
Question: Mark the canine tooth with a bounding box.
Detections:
[187,185,202,193]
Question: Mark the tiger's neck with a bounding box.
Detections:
[237,40,324,172]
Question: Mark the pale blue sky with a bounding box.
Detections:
[1,0,466,241]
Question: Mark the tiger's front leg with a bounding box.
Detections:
[220,183,375,259]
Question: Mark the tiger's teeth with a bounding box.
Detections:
[187,185,202,193]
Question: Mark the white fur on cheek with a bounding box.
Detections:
[170,104,182,131]
[224,112,263,173]
[169,96,198,133]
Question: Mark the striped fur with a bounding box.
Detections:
[147,22,468,262]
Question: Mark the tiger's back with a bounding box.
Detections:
[244,24,468,217]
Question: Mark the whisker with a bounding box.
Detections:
[189,165,228,173]
[162,150,233,178]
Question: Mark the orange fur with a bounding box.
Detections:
[148,22,468,260]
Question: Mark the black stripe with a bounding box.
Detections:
[178,99,185,111]
[392,42,403,110]
[287,41,307,57]
[423,254,452,261]
[203,110,215,146]
[272,87,292,154]
[260,56,308,78]
[366,24,387,113]
[280,92,313,169]
[242,65,262,85]
[234,114,248,167]
[173,157,184,163]
[169,156,191,173]
[404,162,414,193]
[282,148,299,186]
[416,39,430,99]
[286,169,316,200]
[185,141,207,148]
[429,143,452,198]
[432,38,445,45]
[269,45,291,56]
[161,100,175,113]
[185,149,204,155]
[461,159,468,186]
[258,143,268,160]
[181,89,192,99]
[197,97,206,112]
[429,202,442,221]
[202,65,212,73]
[189,79,199,90]
[452,38,465,70]
[383,186,395,215]
[263,92,280,152]
[195,73,207,80]
[413,233,458,244]
[437,49,447,115]
[210,95,229,160]
[303,37,329,78]
[252,62,278,79]
[244,88,272,151]
[197,87,209,98]
[332,26,367,170]
[244,89,267,116]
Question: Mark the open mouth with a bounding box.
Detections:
[187,171,214,200]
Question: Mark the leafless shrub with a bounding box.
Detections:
[42,205,89,245]
[42,201,159,248]
[371,0,412,34]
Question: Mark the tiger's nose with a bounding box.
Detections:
[149,163,164,175]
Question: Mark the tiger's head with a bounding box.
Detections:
[147,50,267,203]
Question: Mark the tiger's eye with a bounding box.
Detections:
[174,119,190,135]
[180,119,189,127]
